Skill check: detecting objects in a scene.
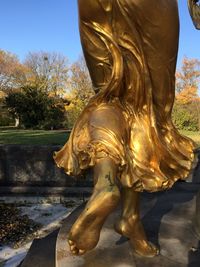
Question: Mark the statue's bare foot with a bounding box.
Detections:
[131,240,159,258]
[68,239,85,256]
[115,216,159,257]
[68,219,102,255]
[68,186,120,255]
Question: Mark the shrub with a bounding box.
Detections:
[5,86,67,129]
[172,103,198,131]
[0,116,14,126]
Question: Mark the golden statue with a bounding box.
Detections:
[54,0,199,258]
[188,0,200,29]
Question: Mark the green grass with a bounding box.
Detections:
[0,129,70,145]
[180,130,200,147]
[0,128,199,146]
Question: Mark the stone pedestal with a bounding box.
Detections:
[20,182,200,267]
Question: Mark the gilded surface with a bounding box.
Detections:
[54,0,197,258]
[188,0,200,29]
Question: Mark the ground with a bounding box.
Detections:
[0,128,70,145]
[0,127,199,266]
[0,128,199,146]
[0,200,83,267]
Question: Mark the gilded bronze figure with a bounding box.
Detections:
[188,0,200,29]
[54,0,198,258]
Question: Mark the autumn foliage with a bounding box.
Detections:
[0,49,93,129]
[173,57,200,131]
[0,50,27,92]
[65,56,94,127]
[176,86,198,104]
[1,49,199,131]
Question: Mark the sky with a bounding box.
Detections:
[0,0,199,70]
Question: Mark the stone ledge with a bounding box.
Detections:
[0,145,93,187]
[0,186,93,197]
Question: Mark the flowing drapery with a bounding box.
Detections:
[54,0,195,192]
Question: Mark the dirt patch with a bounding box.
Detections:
[0,204,41,248]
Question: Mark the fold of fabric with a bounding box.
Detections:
[54,0,196,192]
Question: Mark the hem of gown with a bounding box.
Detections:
[53,141,196,193]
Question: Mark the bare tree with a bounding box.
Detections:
[24,51,69,96]
[70,56,94,106]
[0,50,27,93]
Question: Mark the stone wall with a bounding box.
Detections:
[0,145,200,188]
[0,145,92,187]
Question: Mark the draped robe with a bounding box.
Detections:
[54,0,196,192]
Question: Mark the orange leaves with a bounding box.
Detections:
[176,57,200,94]
[176,85,199,104]
[176,57,200,104]
[0,50,27,93]
[174,57,200,131]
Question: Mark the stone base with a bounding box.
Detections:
[19,230,58,267]
[20,183,200,267]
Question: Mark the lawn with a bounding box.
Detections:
[0,128,70,145]
[0,128,199,147]
[180,130,200,147]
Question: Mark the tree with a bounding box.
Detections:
[173,57,200,131]
[0,50,27,93]
[5,86,66,129]
[24,51,69,96]
[70,56,94,106]
[176,57,200,93]
[176,85,199,104]
[65,56,94,127]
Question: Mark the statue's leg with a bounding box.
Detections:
[68,157,120,255]
[115,189,159,257]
